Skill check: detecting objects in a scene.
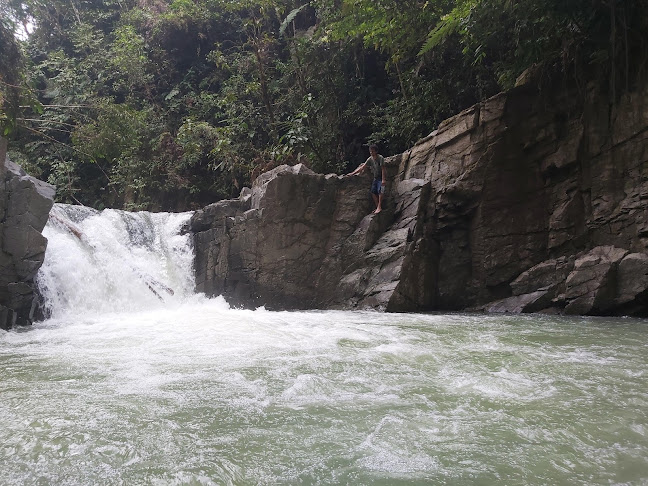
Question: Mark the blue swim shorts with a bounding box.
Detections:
[370,179,382,195]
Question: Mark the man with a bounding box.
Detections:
[347,144,387,214]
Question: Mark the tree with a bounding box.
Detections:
[5,0,648,211]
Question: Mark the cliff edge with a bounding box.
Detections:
[190,80,648,316]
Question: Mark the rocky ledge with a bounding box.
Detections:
[0,156,55,329]
[191,79,648,316]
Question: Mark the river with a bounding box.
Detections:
[1,205,647,485]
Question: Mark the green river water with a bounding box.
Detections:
[1,306,647,485]
[2,204,646,485]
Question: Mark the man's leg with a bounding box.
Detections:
[375,193,383,213]
[372,180,383,214]
[371,193,379,211]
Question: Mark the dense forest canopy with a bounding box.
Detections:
[1,0,647,210]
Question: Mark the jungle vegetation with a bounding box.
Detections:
[1,0,647,210]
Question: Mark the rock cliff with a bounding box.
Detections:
[0,154,55,329]
[190,80,648,316]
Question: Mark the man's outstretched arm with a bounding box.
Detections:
[346,162,367,177]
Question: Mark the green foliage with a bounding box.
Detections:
[0,19,27,135]
[110,25,152,94]
[72,101,146,162]
[280,4,308,36]
[419,0,479,57]
[4,0,648,211]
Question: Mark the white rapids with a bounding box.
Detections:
[37,204,195,318]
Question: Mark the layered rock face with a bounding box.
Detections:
[0,156,55,329]
[191,164,391,309]
[191,81,648,315]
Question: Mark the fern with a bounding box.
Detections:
[279,4,308,36]
[418,0,480,57]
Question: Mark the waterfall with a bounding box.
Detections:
[36,204,196,318]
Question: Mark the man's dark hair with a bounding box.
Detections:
[369,144,378,151]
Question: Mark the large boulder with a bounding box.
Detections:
[482,290,554,314]
[1,157,55,329]
[192,164,362,308]
[479,246,648,316]
[562,246,628,315]
[190,162,427,310]
[616,253,648,304]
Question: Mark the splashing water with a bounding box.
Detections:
[37,204,195,318]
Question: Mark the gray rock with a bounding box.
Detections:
[510,257,574,297]
[616,253,648,305]
[483,290,553,314]
[563,246,628,315]
[0,156,55,329]
[190,197,251,233]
